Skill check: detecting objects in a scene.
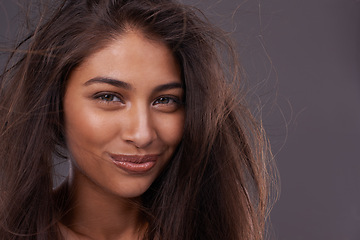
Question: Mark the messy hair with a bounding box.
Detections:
[0,0,276,239]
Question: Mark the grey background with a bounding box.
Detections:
[1,0,360,239]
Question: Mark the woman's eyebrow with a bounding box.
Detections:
[153,82,183,93]
[83,77,132,90]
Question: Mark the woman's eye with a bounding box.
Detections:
[153,96,183,112]
[93,92,123,103]
[154,97,172,104]
[99,94,120,102]
[153,96,180,105]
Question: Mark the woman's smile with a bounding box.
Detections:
[63,31,185,198]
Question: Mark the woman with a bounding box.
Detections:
[0,0,276,239]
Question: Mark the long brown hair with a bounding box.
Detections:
[0,0,276,239]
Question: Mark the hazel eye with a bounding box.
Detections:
[152,95,183,112]
[153,96,181,105]
[154,97,171,104]
[93,92,124,104]
[99,94,121,102]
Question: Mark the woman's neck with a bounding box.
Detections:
[55,172,146,240]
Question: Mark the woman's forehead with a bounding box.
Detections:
[67,31,181,90]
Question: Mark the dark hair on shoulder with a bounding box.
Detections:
[0,0,277,239]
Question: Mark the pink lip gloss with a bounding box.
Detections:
[111,154,158,174]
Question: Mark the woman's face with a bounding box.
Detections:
[64,32,184,198]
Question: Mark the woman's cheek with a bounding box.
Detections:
[155,110,185,146]
[65,104,115,151]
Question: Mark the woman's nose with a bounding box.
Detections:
[121,104,156,149]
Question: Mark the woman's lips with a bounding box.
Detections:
[110,154,158,174]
